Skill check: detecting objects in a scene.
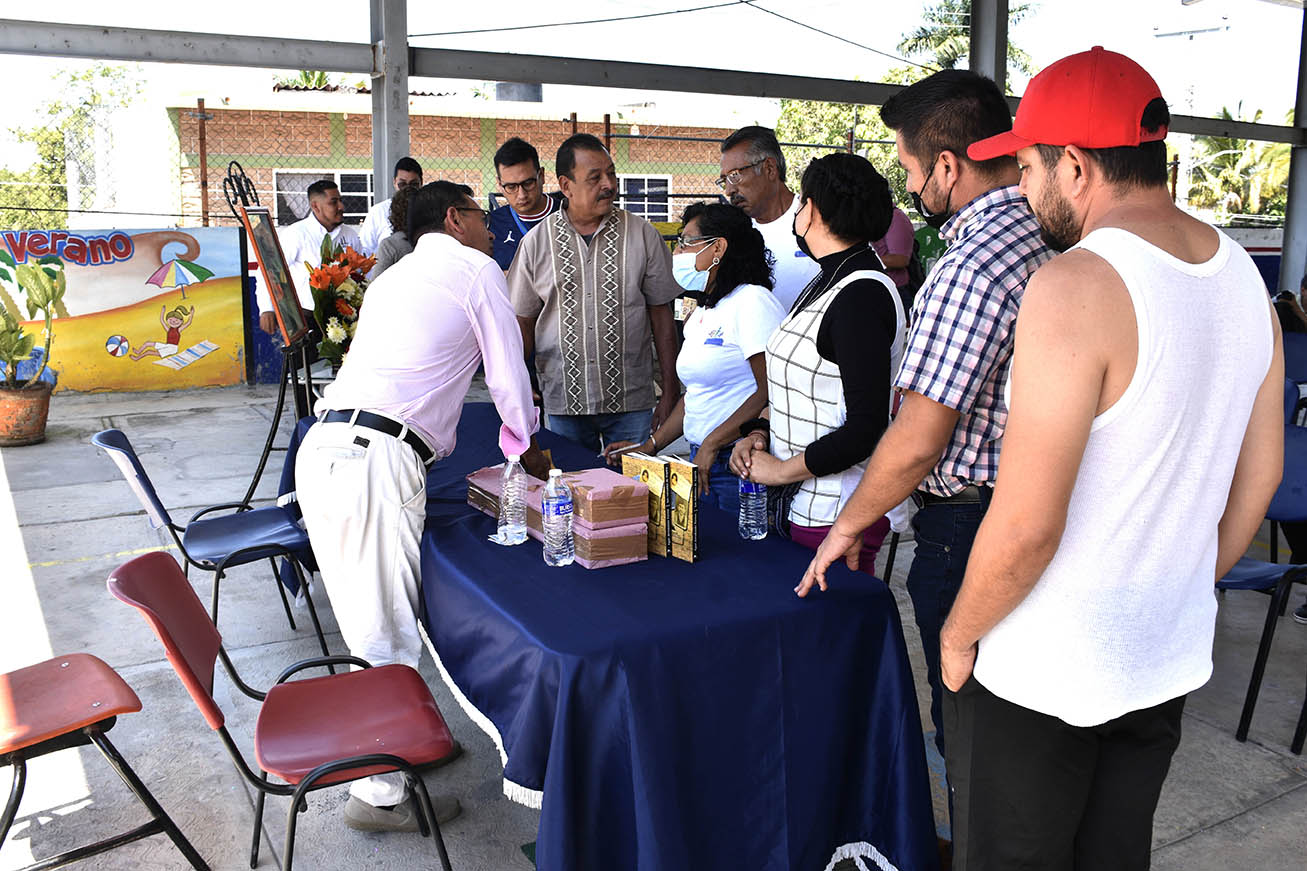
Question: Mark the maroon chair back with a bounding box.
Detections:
[107,551,226,729]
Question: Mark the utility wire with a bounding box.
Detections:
[409,1,748,38]
[741,1,938,71]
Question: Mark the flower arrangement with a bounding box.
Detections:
[307,235,374,368]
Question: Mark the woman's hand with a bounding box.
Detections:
[744,450,789,486]
[729,431,767,478]
[693,443,716,496]
[602,438,651,467]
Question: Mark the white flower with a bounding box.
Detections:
[325,317,348,344]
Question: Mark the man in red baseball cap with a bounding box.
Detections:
[936,47,1285,868]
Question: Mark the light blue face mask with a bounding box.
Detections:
[672,248,718,292]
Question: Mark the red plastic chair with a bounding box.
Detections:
[107,551,457,870]
[1,653,208,870]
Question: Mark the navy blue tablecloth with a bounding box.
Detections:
[421,404,937,871]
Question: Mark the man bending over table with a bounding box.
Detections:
[296,180,549,833]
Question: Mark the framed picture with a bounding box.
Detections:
[240,206,308,345]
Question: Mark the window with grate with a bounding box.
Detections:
[273,170,374,226]
[618,174,671,222]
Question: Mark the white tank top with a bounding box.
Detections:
[973,227,1274,727]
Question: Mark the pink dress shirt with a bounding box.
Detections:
[318,232,540,459]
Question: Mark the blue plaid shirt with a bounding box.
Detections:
[896,185,1052,496]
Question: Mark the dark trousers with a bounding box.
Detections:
[944,677,1185,871]
[905,495,991,757]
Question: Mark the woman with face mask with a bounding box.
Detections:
[729,153,907,572]
[604,203,784,515]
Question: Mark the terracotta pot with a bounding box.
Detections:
[0,381,54,446]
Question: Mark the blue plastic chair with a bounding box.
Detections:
[1216,423,1307,751]
[91,429,332,664]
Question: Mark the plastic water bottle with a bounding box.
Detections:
[498,455,528,545]
[739,478,768,540]
[542,469,575,566]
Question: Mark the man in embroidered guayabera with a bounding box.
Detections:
[508,133,683,453]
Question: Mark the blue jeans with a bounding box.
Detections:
[905,493,992,759]
[688,443,740,517]
[546,410,653,454]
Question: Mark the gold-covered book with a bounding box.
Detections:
[621,452,672,557]
[665,455,699,563]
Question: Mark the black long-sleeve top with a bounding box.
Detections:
[794,243,899,478]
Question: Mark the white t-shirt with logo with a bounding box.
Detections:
[754,194,820,312]
[677,283,786,447]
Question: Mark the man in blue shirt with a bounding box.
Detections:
[489,137,563,270]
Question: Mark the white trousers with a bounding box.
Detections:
[296,419,429,807]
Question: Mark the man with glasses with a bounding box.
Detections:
[509,133,682,451]
[297,180,547,833]
[489,137,564,270]
[358,156,423,257]
[719,126,819,310]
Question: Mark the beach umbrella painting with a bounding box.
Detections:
[146,258,214,299]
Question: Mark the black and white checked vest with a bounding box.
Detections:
[766,270,906,527]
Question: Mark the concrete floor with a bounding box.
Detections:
[1,384,1305,870]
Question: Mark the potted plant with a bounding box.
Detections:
[0,256,66,446]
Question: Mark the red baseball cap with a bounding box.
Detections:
[968,46,1167,161]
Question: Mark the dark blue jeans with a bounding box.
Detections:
[546,410,653,454]
[905,492,992,759]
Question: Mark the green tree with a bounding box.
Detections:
[1,64,141,231]
[897,0,1037,81]
[276,70,335,89]
[1187,105,1291,222]
[776,67,929,206]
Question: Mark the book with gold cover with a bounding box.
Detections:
[665,455,699,563]
[621,452,672,557]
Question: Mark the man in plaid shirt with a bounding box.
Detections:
[796,70,1052,764]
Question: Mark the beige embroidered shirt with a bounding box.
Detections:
[508,207,680,416]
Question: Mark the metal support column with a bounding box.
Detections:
[1281,7,1307,294]
[370,0,410,206]
[969,0,1009,95]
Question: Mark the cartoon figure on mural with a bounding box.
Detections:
[129,305,194,360]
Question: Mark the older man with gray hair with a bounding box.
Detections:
[718,125,819,309]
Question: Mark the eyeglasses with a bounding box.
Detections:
[673,234,720,249]
[455,207,490,229]
[715,158,765,189]
[500,176,540,195]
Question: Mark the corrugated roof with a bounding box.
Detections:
[272,83,456,97]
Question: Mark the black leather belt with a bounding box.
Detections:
[320,409,435,464]
[912,485,991,508]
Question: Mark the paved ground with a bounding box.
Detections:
[2,384,1305,870]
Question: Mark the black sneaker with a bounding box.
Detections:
[1294,601,1307,625]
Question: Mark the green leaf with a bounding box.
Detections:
[0,266,12,285]
[0,250,15,270]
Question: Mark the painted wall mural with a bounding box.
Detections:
[0,227,245,392]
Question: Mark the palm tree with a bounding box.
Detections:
[897,0,1036,76]
[1188,105,1291,218]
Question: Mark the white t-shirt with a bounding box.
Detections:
[677,283,785,447]
[754,194,820,312]
[358,198,393,256]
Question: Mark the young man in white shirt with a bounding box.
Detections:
[257,180,362,335]
[718,126,819,311]
[358,157,423,256]
[940,48,1284,868]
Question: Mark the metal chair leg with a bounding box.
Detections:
[409,771,453,871]
[1293,666,1307,755]
[210,570,223,628]
[1235,574,1294,741]
[269,557,299,631]
[287,559,333,671]
[88,729,210,870]
[0,757,26,846]
[250,770,268,868]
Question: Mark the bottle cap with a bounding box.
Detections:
[507,454,521,462]
[548,468,562,477]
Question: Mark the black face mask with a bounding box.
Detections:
[792,199,814,259]
[911,155,954,231]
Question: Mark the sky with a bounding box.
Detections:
[0,0,1301,172]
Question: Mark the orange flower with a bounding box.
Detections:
[341,246,376,276]
[309,262,350,290]
[335,299,357,318]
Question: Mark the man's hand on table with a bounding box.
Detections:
[795,522,863,597]
[521,441,552,479]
